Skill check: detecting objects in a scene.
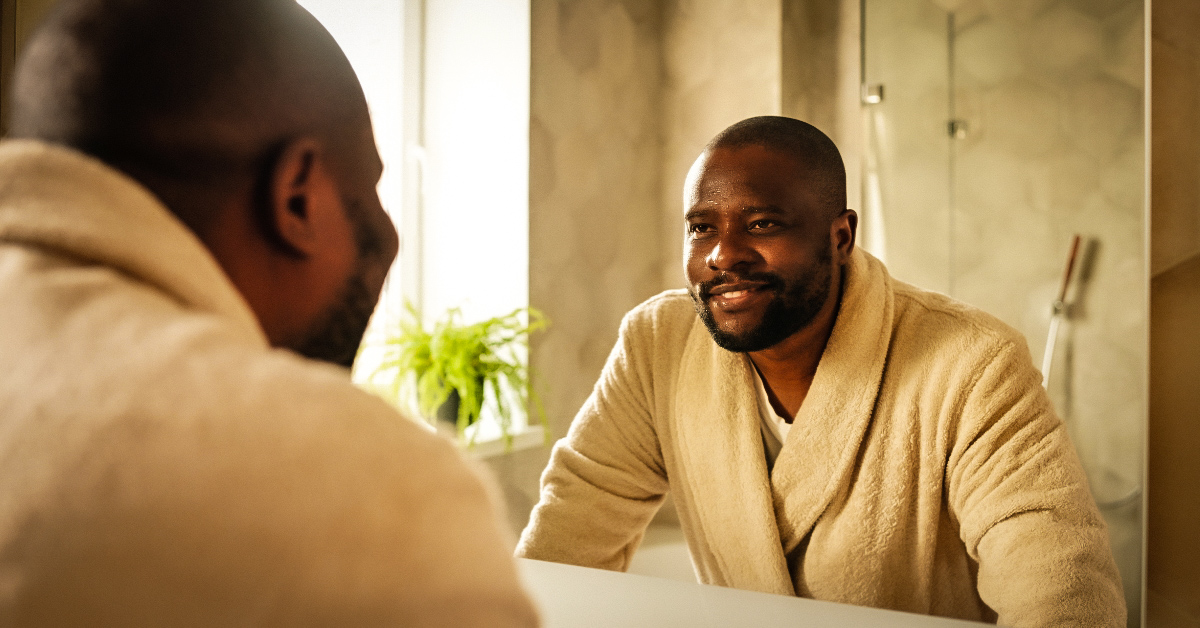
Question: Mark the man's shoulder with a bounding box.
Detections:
[0,245,459,489]
[889,279,1029,360]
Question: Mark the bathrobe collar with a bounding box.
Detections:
[0,139,266,346]
[672,248,894,595]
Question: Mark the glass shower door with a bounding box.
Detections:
[862,1,1146,623]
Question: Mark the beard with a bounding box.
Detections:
[689,247,833,353]
[294,266,378,367]
[294,199,389,368]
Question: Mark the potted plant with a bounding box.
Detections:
[360,303,547,447]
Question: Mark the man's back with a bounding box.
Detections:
[0,140,538,625]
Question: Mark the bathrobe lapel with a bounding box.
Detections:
[672,322,793,596]
[770,249,895,558]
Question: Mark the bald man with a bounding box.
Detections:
[0,0,536,625]
[518,117,1125,627]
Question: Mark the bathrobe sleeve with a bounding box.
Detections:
[517,309,671,571]
[945,337,1126,627]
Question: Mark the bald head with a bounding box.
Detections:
[9,0,368,229]
[8,0,399,367]
[704,116,847,218]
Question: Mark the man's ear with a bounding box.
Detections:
[833,209,857,261]
[266,137,330,258]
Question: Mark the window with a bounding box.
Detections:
[299,0,536,451]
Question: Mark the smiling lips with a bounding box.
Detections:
[707,281,771,309]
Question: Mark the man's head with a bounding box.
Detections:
[9,0,398,367]
[684,116,856,353]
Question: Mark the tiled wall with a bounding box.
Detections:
[529,0,665,441]
[657,0,784,288]
[863,0,1146,621]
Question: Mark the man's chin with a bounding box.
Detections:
[699,310,774,353]
[708,330,772,353]
[294,271,378,368]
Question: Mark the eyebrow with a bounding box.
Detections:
[684,205,787,221]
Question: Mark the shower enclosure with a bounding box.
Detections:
[859,0,1146,623]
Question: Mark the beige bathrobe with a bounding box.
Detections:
[0,140,538,626]
[517,247,1125,626]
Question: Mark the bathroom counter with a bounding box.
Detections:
[517,558,984,627]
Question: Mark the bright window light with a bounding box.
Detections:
[296,0,405,303]
[297,0,534,444]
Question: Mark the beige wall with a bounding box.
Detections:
[1148,0,1200,625]
[657,0,783,288]
[528,0,664,442]
[782,0,841,134]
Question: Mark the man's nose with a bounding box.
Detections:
[706,231,756,271]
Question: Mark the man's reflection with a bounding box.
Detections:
[517,116,1124,627]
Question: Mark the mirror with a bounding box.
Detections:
[3,0,1158,623]
[518,0,1150,625]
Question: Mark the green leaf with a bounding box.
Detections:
[356,301,550,451]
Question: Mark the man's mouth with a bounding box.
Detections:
[709,281,766,297]
[703,280,774,309]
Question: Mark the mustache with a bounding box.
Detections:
[695,271,785,301]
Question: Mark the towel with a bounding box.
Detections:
[518,245,1124,626]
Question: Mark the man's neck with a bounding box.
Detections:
[748,279,842,423]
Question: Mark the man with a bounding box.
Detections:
[0,0,537,625]
[517,117,1124,626]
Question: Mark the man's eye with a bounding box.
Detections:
[688,223,714,235]
[749,220,778,230]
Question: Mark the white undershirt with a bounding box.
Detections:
[751,362,794,469]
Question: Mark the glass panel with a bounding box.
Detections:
[861,1,952,293]
[863,1,1146,623]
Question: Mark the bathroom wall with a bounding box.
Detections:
[782,0,841,136]
[527,0,664,442]
[1148,0,1200,624]
[657,0,783,288]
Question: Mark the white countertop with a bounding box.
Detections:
[517,558,986,628]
